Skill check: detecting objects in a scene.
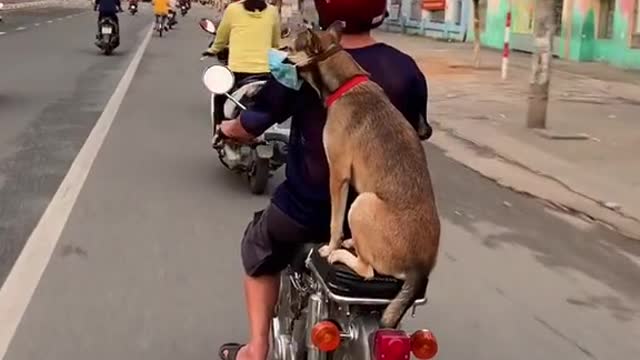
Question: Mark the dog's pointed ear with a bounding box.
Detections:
[294,28,322,52]
[327,21,345,43]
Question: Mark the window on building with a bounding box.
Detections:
[598,0,615,39]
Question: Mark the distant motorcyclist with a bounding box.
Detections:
[153,0,170,31]
[94,0,122,41]
[202,0,280,122]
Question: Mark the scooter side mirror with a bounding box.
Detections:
[203,65,235,95]
[199,18,216,34]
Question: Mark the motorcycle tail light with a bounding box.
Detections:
[410,329,438,359]
[311,320,341,352]
[373,329,411,360]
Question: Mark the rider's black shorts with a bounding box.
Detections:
[241,203,327,277]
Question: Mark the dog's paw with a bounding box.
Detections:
[327,251,340,264]
[318,245,334,258]
[342,239,354,249]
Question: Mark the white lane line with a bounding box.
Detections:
[15,27,27,31]
[47,20,53,23]
[0,32,6,36]
[0,25,154,360]
[34,23,41,27]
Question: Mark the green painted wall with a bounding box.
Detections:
[471,0,640,70]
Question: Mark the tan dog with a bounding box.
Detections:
[289,22,441,329]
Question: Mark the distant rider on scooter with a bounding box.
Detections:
[94,0,122,44]
[201,0,280,128]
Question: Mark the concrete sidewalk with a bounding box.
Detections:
[374,31,640,240]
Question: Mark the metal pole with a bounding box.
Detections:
[501,8,512,80]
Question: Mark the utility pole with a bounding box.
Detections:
[471,0,481,68]
[526,0,556,129]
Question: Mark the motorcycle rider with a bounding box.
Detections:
[128,0,138,12]
[201,0,280,128]
[216,0,431,359]
[152,0,170,31]
[94,0,122,43]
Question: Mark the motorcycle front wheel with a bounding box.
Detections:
[248,157,269,195]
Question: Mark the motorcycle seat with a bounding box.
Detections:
[223,80,268,119]
[236,74,271,89]
[306,245,428,301]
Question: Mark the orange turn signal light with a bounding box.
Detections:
[410,329,438,359]
[311,320,341,352]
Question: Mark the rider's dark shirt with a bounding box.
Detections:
[95,0,121,13]
[240,43,429,231]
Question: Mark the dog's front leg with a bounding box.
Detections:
[319,176,349,257]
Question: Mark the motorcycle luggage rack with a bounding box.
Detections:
[305,254,427,308]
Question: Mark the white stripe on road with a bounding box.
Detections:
[34,23,41,27]
[15,27,27,31]
[0,32,6,36]
[47,20,53,23]
[0,25,154,360]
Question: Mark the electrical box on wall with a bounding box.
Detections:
[422,0,446,11]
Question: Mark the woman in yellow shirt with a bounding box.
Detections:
[203,0,280,75]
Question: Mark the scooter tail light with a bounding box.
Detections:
[410,329,439,359]
[311,321,341,352]
[373,329,411,360]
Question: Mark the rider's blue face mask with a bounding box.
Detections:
[268,49,304,91]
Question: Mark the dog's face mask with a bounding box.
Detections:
[268,48,304,90]
[282,21,346,94]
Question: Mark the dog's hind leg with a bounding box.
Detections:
[347,192,401,278]
[328,249,375,279]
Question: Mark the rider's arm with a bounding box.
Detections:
[208,6,233,53]
[238,78,295,136]
[271,9,281,48]
[408,71,432,140]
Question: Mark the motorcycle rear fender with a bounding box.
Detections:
[255,144,273,159]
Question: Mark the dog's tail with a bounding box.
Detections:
[380,270,429,329]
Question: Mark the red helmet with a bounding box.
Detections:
[313,0,388,34]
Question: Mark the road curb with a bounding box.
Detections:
[430,124,640,241]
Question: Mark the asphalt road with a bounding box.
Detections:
[1,4,639,360]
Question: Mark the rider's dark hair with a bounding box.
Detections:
[243,0,267,12]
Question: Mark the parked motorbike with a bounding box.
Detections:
[128,2,138,15]
[200,19,289,195]
[270,244,439,359]
[96,17,119,55]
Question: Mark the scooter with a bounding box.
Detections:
[167,9,178,29]
[96,17,119,55]
[179,0,189,16]
[200,19,289,195]
[128,1,138,15]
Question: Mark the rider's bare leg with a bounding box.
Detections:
[235,274,278,360]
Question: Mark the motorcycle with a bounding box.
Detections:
[96,17,119,55]
[270,243,439,359]
[179,0,189,16]
[200,19,289,195]
[167,9,178,29]
[128,2,138,15]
